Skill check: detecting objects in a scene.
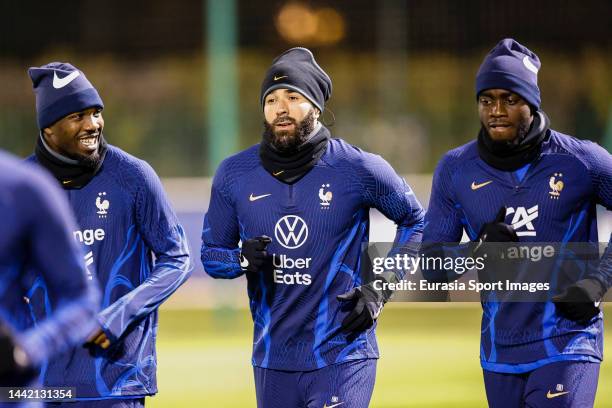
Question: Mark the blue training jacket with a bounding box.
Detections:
[0,149,98,371]
[27,145,192,399]
[423,129,612,373]
[201,134,424,371]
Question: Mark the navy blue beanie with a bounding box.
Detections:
[476,38,541,109]
[28,62,104,129]
[260,47,332,112]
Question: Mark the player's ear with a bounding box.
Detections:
[42,127,53,140]
[313,107,320,120]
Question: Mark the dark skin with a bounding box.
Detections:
[478,89,533,143]
[42,107,104,160]
[43,107,110,349]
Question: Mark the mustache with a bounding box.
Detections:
[272,116,297,125]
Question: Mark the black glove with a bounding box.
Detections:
[553,278,607,324]
[473,206,518,258]
[337,284,385,335]
[478,207,518,243]
[0,325,36,386]
[240,236,272,273]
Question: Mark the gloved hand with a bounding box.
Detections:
[240,236,272,273]
[337,284,385,335]
[478,206,518,243]
[0,324,36,386]
[473,206,518,258]
[553,278,607,324]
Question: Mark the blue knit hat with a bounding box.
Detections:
[476,38,541,109]
[28,62,104,129]
[260,47,332,112]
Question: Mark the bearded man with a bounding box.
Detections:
[201,47,424,408]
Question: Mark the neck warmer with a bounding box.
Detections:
[259,124,330,184]
[478,110,550,171]
[35,133,107,189]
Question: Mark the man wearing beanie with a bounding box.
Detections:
[201,47,424,407]
[25,62,192,407]
[423,39,611,407]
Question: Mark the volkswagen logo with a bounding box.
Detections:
[274,215,309,249]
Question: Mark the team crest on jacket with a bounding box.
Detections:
[319,183,332,209]
[96,192,110,218]
[548,173,564,199]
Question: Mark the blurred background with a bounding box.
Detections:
[1,1,611,406]
[1,0,611,175]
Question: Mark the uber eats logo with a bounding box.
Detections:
[273,215,312,285]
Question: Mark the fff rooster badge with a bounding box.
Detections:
[319,184,333,209]
[548,173,564,200]
[96,192,110,218]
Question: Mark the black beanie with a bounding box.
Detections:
[260,47,332,112]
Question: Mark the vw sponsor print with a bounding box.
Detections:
[273,215,312,285]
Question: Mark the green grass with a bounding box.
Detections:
[149,304,612,407]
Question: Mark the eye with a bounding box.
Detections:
[506,98,517,105]
[289,95,299,101]
[266,98,275,104]
[479,97,491,106]
[93,110,102,117]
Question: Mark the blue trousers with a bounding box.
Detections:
[254,359,377,408]
[484,361,600,407]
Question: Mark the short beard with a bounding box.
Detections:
[483,117,533,148]
[516,119,531,142]
[263,110,317,153]
[76,133,104,169]
[79,150,102,169]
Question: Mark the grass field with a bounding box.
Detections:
[149,304,612,407]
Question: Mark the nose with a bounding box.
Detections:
[275,99,288,117]
[490,99,507,117]
[83,113,101,132]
